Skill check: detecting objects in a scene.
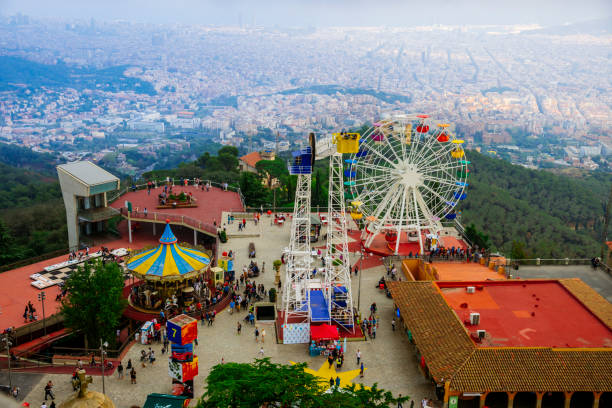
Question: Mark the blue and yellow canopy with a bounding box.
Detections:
[126,223,210,280]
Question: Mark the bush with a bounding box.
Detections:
[218,230,227,243]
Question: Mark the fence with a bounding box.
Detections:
[505,258,592,267]
[121,208,218,236]
[0,248,71,273]
[107,178,245,206]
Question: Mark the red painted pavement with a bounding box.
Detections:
[438,280,612,348]
[109,184,244,227]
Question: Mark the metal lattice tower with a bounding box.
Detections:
[325,152,355,332]
[282,145,314,326]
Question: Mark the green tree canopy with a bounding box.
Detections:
[197,358,408,408]
[239,172,269,207]
[61,260,126,347]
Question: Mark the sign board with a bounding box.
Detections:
[449,396,458,408]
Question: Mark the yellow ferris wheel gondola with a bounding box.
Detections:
[451,139,465,158]
[349,200,363,220]
[333,132,360,154]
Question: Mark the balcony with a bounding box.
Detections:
[78,206,120,223]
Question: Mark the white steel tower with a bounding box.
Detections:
[282,134,316,326]
[325,146,355,332]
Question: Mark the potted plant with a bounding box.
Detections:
[273,259,282,285]
[218,230,228,243]
[268,288,277,303]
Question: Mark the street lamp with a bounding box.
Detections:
[100,340,109,394]
[38,291,46,336]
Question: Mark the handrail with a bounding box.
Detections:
[121,208,218,236]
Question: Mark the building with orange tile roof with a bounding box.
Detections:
[388,279,612,408]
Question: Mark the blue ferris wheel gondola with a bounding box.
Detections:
[454,191,467,200]
[455,181,468,187]
[445,213,457,220]
[345,159,357,164]
[446,201,457,207]
[344,170,356,178]
[355,149,369,158]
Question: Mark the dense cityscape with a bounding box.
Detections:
[0,15,610,175]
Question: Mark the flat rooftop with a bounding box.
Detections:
[109,184,243,227]
[433,262,505,281]
[437,280,612,348]
[57,161,119,186]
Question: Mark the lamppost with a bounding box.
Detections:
[356,248,364,311]
[38,291,46,336]
[100,340,108,394]
[2,334,12,389]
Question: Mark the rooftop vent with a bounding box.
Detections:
[466,286,476,294]
[469,312,480,325]
[477,329,486,340]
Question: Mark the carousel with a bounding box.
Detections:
[126,221,211,312]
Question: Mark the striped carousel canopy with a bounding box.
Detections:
[126,222,210,280]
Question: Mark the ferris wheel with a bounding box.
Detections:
[347,114,469,255]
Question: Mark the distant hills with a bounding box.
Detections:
[462,151,610,258]
[0,56,156,94]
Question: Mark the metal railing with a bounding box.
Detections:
[108,178,244,203]
[505,258,592,267]
[0,248,71,273]
[121,208,218,236]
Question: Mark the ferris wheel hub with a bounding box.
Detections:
[392,163,423,188]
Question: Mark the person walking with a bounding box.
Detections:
[117,361,124,379]
[335,376,340,387]
[261,328,266,343]
[149,350,156,365]
[126,359,132,370]
[237,322,242,335]
[255,327,259,342]
[329,377,334,388]
[392,318,396,331]
[360,362,364,378]
[44,381,54,401]
[356,349,361,365]
[130,368,137,384]
[397,394,404,408]
[372,325,377,339]
[258,347,264,356]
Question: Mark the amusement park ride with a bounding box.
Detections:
[281,114,469,336]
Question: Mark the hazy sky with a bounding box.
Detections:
[2,0,611,27]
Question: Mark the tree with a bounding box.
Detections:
[510,240,528,259]
[239,172,268,207]
[61,260,126,348]
[197,358,408,408]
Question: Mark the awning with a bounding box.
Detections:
[311,323,339,341]
[143,393,187,408]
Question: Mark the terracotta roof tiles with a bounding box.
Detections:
[388,281,474,381]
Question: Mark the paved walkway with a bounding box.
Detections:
[20,214,435,407]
